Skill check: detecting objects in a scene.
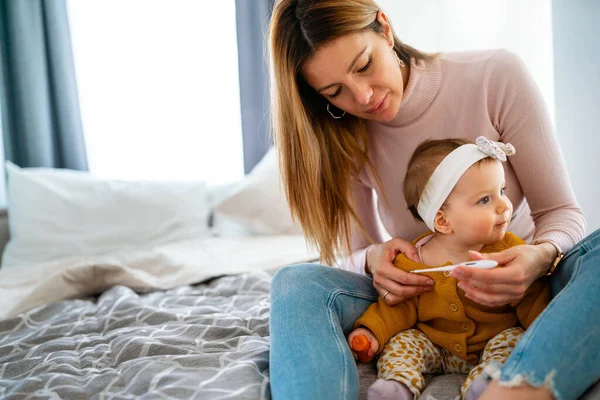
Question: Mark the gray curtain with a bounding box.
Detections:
[0,0,88,170]
[235,0,274,173]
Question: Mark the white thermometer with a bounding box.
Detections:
[411,259,498,274]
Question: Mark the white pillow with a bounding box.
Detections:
[2,162,211,268]
[213,148,303,235]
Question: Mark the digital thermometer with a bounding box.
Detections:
[411,259,498,274]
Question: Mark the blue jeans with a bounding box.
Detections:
[269,229,600,400]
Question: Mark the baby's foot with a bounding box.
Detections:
[367,378,414,400]
[464,376,490,400]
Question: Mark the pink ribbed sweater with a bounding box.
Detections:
[344,49,585,274]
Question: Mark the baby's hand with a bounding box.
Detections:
[348,328,379,363]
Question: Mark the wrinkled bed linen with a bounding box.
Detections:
[0,272,273,399]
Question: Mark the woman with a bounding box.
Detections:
[268,1,599,399]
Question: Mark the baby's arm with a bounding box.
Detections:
[353,297,418,355]
[348,327,379,363]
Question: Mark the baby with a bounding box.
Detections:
[349,137,549,400]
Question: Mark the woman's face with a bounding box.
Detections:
[302,15,405,122]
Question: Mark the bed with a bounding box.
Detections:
[0,154,598,400]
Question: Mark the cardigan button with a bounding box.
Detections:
[443,271,451,277]
[454,344,462,352]
[461,323,470,331]
[450,303,458,312]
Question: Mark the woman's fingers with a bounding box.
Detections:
[403,245,422,263]
[467,250,486,260]
[369,237,437,305]
[451,264,528,303]
[375,272,433,305]
[451,248,525,285]
[387,237,422,263]
[373,256,435,304]
[368,236,423,277]
[451,264,526,286]
[451,248,539,306]
[379,262,435,286]
[376,282,432,304]
[458,282,518,307]
[467,249,516,267]
[457,279,525,298]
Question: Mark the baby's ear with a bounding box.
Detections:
[433,210,453,234]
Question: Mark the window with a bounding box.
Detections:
[67,1,244,184]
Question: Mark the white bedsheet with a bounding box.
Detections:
[0,235,318,320]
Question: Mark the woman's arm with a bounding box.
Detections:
[339,179,384,274]
[342,178,433,303]
[486,49,585,253]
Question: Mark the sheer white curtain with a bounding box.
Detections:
[379,0,555,121]
[67,0,244,184]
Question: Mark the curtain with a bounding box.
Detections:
[235,0,274,173]
[0,0,87,170]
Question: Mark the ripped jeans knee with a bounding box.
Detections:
[483,364,558,398]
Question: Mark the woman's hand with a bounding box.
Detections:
[348,327,379,362]
[450,244,556,307]
[366,238,435,306]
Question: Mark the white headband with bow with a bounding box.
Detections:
[417,136,516,232]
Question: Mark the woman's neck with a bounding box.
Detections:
[402,63,410,91]
[379,57,442,127]
[420,234,485,266]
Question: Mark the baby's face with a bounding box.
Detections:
[443,160,513,246]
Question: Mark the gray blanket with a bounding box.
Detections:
[0,272,272,399]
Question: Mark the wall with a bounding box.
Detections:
[378,0,556,122]
[552,0,600,232]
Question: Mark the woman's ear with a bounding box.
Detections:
[376,11,393,46]
[433,210,453,234]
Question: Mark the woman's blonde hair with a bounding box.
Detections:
[403,138,495,222]
[269,0,437,265]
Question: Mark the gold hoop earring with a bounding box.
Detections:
[327,103,346,119]
[392,49,405,67]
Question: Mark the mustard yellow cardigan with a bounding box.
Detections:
[354,232,550,365]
